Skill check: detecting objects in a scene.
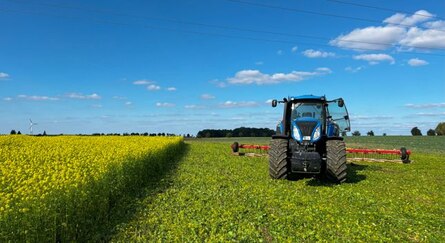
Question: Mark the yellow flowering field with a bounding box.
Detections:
[0,135,183,241]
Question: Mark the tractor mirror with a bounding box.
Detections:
[338,98,344,107]
[272,99,278,107]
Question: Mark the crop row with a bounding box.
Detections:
[0,135,184,241]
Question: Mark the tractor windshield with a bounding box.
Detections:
[291,102,323,121]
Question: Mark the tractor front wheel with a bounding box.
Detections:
[326,140,347,183]
[269,139,289,179]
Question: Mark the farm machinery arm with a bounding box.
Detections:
[231,142,411,163]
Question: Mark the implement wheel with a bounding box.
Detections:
[268,139,289,179]
[326,140,347,183]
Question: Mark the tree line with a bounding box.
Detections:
[350,122,445,136]
[196,127,275,138]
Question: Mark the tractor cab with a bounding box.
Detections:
[273,95,350,143]
[270,95,350,183]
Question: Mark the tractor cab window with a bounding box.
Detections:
[291,102,323,121]
[327,99,351,133]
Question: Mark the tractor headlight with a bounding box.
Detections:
[312,125,321,142]
[292,125,301,142]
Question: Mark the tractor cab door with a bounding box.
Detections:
[326,98,351,136]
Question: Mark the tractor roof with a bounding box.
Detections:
[289,95,325,101]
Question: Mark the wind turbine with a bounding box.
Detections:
[29,119,37,135]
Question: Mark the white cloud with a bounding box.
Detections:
[0,72,9,79]
[210,79,227,88]
[3,97,13,101]
[345,66,364,73]
[147,84,161,91]
[424,20,445,30]
[302,49,335,58]
[18,94,59,101]
[353,54,395,64]
[125,101,132,105]
[255,61,264,65]
[219,101,259,108]
[133,80,153,85]
[405,103,445,109]
[156,102,175,107]
[185,104,206,109]
[384,10,434,26]
[408,58,429,66]
[330,26,405,50]
[112,96,127,100]
[416,112,445,117]
[291,46,298,52]
[201,94,216,100]
[67,93,101,100]
[265,99,273,104]
[399,27,445,49]
[226,68,331,85]
[166,87,177,91]
[330,10,445,51]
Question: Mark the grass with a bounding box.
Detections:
[112,137,445,241]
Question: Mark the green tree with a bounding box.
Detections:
[411,127,422,136]
[367,130,374,136]
[427,129,436,136]
[436,122,445,136]
[10,130,16,135]
[352,131,361,136]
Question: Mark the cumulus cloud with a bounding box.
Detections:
[383,10,434,26]
[302,49,335,58]
[147,84,161,91]
[184,104,206,109]
[399,27,445,49]
[291,46,298,52]
[133,80,153,85]
[405,103,445,109]
[226,68,331,85]
[67,93,101,100]
[345,66,364,73]
[156,102,175,107]
[18,94,59,101]
[330,26,405,50]
[166,87,177,91]
[0,72,9,80]
[330,10,445,51]
[408,58,429,66]
[353,54,395,64]
[201,94,216,100]
[219,101,259,108]
[424,20,445,30]
[416,112,445,117]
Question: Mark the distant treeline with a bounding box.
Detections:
[197,127,275,138]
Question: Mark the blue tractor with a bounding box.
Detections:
[269,95,351,183]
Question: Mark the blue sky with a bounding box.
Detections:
[1,0,444,135]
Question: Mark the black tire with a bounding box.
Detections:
[268,139,289,179]
[326,140,347,183]
[400,147,411,163]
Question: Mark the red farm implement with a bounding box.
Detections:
[231,142,411,163]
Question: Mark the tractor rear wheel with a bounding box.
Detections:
[269,139,289,179]
[326,140,347,183]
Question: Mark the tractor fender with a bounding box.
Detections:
[271,134,289,139]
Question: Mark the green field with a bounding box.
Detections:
[112,136,445,242]
[2,136,443,241]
